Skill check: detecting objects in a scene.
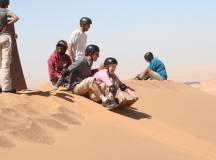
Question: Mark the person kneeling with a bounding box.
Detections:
[48,40,72,85]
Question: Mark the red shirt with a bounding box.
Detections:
[48,50,72,81]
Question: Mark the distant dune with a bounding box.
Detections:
[199,80,216,96]
[1,80,216,160]
[188,80,216,96]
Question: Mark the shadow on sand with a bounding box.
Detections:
[19,90,74,103]
[112,106,152,120]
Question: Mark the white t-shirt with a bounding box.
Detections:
[68,29,87,61]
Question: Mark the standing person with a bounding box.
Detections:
[135,52,168,80]
[67,17,92,62]
[48,40,72,85]
[0,0,19,93]
[52,44,117,109]
[92,57,139,105]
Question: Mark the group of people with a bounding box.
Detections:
[0,0,168,109]
[47,17,168,109]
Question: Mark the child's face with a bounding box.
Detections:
[108,64,117,74]
[145,59,150,63]
[56,45,67,55]
[91,52,99,62]
[82,24,91,32]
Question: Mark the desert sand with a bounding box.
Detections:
[0,80,216,160]
[189,80,216,96]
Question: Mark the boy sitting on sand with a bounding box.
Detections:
[135,52,168,81]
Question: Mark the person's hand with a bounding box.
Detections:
[63,63,67,68]
[132,95,139,101]
[126,88,139,101]
[130,92,139,101]
[57,73,61,79]
[127,86,136,91]
[134,74,142,80]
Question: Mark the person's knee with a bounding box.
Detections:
[88,78,95,88]
[146,68,152,75]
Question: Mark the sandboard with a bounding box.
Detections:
[8,24,27,90]
[110,99,136,110]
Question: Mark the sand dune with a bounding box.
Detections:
[199,80,216,96]
[0,80,216,160]
[188,80,216,96]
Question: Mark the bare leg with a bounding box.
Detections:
[139,68,150,79]
[140,68,163,80]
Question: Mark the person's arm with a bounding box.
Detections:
[1,11,19,33]
[90,68,98,76]
[48,57,59,81]
[115,75,139,100]
[7,11,19,25]
[54,59,82,88]
[135,66,150,80]
[67,42,75,62]
[60,56,72,75]
[67,59,83,75]
[94,70,119,95]
[94,70,113,86]
[65,56,72,67]
[125,88,139,100]
[114,75,125,88]
[139,67,148,80]
[67,31,78,62]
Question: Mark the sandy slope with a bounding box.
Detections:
[188,80,216,96]
[0,80,216,160]
[199,80,216,96]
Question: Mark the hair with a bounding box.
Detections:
[144,52,154,62]
[56,40,67,48]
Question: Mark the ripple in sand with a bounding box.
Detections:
[11,120,55,145]
[0,136,15,148]
[52,112,82,125]
[36,118,69,130]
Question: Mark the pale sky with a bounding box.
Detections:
[10,0,216,88]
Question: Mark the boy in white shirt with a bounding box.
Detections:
[67,17,92,62]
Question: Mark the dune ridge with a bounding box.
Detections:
[0,80,216,160]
